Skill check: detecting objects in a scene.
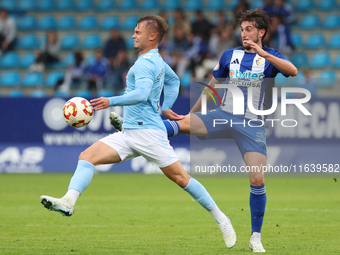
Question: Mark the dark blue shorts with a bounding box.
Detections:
[193,108,267,157]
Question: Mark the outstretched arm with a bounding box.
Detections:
[190,77,223,113]
[90,81,152,110]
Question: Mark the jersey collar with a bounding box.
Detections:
[138,48,159,58]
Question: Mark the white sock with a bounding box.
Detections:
[63,189,80,206]
[210,205,227,224]
[251,232,261,240]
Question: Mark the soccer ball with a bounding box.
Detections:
[63,97,94,128]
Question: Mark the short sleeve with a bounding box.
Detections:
[272,49,291,77]
[212,50,230,81]
[134,57,155,84]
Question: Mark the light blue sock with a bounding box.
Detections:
[183,177,216,211]
[250,185,267,233]
[68,160,95,194]
[163,120,180,137]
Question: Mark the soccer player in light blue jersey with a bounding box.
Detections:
[109,10,299,253]
[40,15,237,250]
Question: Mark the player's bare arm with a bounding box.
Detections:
[246,40,298,77]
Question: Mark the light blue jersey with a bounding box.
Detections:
[110,49,179,132]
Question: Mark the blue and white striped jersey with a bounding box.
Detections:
[212,45,290,120]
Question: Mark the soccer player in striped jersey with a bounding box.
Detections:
[110,9,298,252]
[40,15,237,250]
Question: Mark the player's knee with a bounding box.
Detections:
[79,151,93,163]
[250,178,265,186]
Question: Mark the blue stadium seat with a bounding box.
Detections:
[141,0,158,10]
[19,52,35,68]
[127,36,135,50]
[327,33,340,49]
[82,34,101,49]
[299,14,320,30]
[1,71,20,87]
[290,52,309,69]
[0,0,16,11]
[291,33,303,48]
[205,0,223,11]
[18,0,36,11]
[30,89,47,98]
[18,16,37,30]
[0,52,19,68]
[86,53,95,65]
[226,0,239,10]
[101,16,120,30]
[122,15,140,30]
[54,90,71,97]
[63,52,75,66]
[119,0,137,10]
[57,15,76,30]
[180,71,191,88]
[17,34,38,49]
[162,0,180,10]
[323,14,340,30]
[304,33,325,49]
[74,89,92,98]
[36,0,55,11]
[97,89,114,97]
[7,89,25,98]
[317,70,337,87]
[275,73,290,87]
[317,0,336,11]
[97,0,115,11]
[75,0,94,11]
[250,0,263,9]
[79,15,98,30]
[294,0,314,12]
[45,71,64,87]
[22,72,43,87]
[56,0,74,11]
[333,53,340,68]
[183,0,202,11]
[38,15,56,30]
[310,51,331,69]
[61,34,79,49]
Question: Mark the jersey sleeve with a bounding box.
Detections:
[212,50,229,81]
[162,63,180,112]
[271,50,292,77]
[134,57,155,84]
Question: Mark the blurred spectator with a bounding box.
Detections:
[273,0,296,25]
[103,29,126,63]
[261,0,275,17]
[191,10,213,43]
[233,1,249,45]
[209,24,236,59]
[269,15,294,57]
[212,11,229,35]
[87,49,110,92]
[173,27,190,54]
[30,30,60,72]
[169,9,191,38]
[297,69,318,98]
[158,34,174,66]
[55,51,88,92]
[109,49,129,92]
[0,8,16,54]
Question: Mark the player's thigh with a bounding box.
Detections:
[244,151,267,185]
[160,160,191,188]
[177,113,208,136]
[79,141,121,166]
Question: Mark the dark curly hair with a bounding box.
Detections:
[236,9,271,40]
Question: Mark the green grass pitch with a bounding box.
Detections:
[0,174,339,254]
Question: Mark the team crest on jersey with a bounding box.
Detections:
[256,57,263,66]
[213,63,219,71]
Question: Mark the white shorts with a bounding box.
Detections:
[99,129,179,168]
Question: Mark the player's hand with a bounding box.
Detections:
[90,97,110,111]
[246,40,268,58]
[163,109,185,121]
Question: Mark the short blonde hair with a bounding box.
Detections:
[137,15,169,43]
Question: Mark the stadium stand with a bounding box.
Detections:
[0,0,339,97]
